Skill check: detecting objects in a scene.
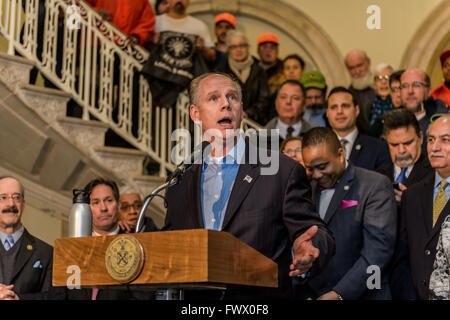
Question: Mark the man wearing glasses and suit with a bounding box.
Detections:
[0,176,53,300]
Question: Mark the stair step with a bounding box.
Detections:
[57,117,109,150]
[92,146,147,179]
[16,84,71,125]
[0,53,34,90]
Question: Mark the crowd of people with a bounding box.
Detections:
[1,0,450,301]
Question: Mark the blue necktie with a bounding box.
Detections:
[395,167,408,185]
[4,235,14,251]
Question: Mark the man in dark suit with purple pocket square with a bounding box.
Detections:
[300,127,397,300]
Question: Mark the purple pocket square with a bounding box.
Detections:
[341,200,358,209]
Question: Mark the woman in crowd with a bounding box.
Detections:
[368,64,395,138]
[216,30,270,124]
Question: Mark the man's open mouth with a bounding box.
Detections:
[218,117,232,126]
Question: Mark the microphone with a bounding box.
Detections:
[135,141,211,233]
[169,141,211,181]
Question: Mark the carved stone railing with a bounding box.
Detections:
[0,0,180,176]
[0,0,263,177]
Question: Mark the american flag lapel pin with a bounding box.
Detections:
[244,175,253,183]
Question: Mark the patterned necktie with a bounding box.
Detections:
[395,167,408,185]
[433,180,449,227]
[340,139,349,159]
[286,126,294,138]
[4,235,14,251]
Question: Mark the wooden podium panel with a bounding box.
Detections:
[53,229,278,289]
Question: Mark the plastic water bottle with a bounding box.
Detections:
[68,189,92,237]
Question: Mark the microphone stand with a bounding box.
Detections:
[134,172,185,300]
[134,141,210,299]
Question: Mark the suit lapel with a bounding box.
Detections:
[406,154,429,186]
[11,229,35,282]
[324,165,355,224]
[221,162,260,230]
[349,134,362,163]
[420,176,435,237]
[428,180,450,243]
[311,181,321,208]
[186,164,204,228]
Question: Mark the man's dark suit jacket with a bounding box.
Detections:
[400,173,450,300]
[306,164,397,300]
[8,228,53,300]
[376,153,432,186]
[349,133,391,171]
[163,141,335,299]
[377,154,433,300]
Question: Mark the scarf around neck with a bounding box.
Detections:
[228,55,253,84]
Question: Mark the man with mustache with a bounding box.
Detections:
[377,108,432,206]
[164,72,335,299]
[345,49,377,134]
[399,115,450,299]
[0,176,53,300]
[301,70,328,128]
[301,127,397,300]
[118,187,158,233]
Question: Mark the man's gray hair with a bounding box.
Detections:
[189,72,243,106]
[119,185,142,199]
[374,63,394,76]
[225,29,248,48]
[0,176,25,198]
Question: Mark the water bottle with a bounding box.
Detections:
[68,189,92,237]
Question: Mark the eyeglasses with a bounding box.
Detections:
[120,203,143,212]
[374,75,390,81]
[228,43,248,50]
[390,86,401,93]
[0,194,23,203]
[400,81,428,90]
[284,148,302,156]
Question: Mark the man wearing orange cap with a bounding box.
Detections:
[257,32,284,96]
[431,50,450,107]
[208,12,236,71]
[214,12,236,53]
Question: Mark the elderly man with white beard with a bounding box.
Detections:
[345,49,377,134]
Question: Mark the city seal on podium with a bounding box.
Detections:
[105,235,145,283]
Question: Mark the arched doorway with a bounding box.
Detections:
[400,0,450,88]
[189,0,350,89]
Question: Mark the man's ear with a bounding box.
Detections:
[190,104,200,124]
[355,104,360,117]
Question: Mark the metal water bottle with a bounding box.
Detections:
[68,189,92,237]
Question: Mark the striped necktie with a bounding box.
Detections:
[4,235,14,251]
[340,139,349,159]
[433,180,449,227]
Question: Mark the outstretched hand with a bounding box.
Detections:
[289,225,320,277]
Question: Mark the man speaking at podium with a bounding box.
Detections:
[163,72,335,299]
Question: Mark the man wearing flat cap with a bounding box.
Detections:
[301,70,328,127]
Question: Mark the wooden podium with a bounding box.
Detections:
[53,229,278,292]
